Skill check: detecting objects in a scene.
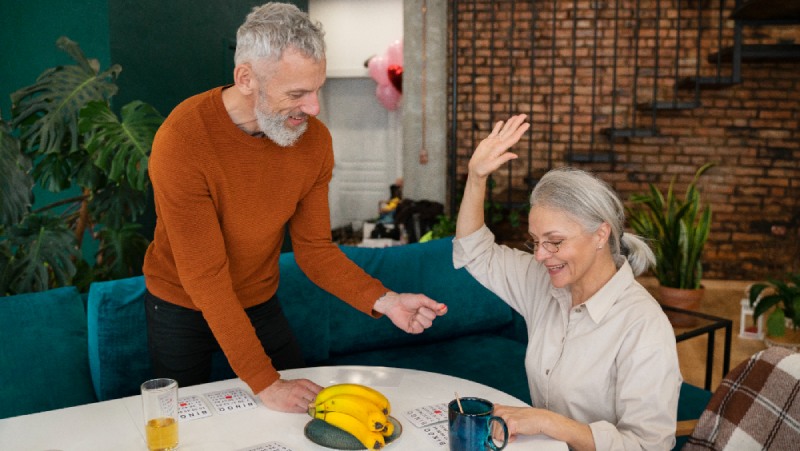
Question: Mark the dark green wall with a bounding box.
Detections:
[0,0,110,117]
[1,0,307,117]
[109,0,307,117]
[2,0,306,243]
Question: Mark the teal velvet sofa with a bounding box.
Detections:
[0,237,710,450]
[0,238,528,419]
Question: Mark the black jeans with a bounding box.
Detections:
[144,290,306,389]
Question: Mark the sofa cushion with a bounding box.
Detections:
[673,382,713,451]
[677,382,712,421]
[0,287,97,418]
[86,276,271,400]
[87,276,152,401]
[326,239,514,355]
[277,252,331,364]
[324,333,531,405]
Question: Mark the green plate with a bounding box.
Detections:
[304,415,402,450]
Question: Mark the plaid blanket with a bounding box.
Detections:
[683,346,800,450]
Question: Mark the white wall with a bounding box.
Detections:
[309,0,404,77]
[310,0,404,229]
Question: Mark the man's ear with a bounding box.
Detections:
[233,63,256,95]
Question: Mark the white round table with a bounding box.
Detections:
[0,365,567,451]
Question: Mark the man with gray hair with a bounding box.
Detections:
[143,2,447,413]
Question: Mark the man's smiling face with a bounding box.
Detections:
[253,48,326,147]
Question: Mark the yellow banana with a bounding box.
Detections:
[380,420,394,437]
[320,411,386,450]
[315,383,391,414]
[312,394,388,431]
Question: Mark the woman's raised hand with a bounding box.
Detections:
[456,114,531,238]
[468,114,530,179]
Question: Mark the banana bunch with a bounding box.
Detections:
[309,383,393,450]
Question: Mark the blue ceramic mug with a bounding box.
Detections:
[448,397,508,451]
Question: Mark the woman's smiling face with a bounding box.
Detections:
[527,204,604,290]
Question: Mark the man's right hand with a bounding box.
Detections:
[258,378,323,413]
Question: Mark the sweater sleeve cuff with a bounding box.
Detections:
[244,366,281,395]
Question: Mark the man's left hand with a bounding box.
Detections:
[373,292,447,334]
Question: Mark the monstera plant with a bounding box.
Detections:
[0,36,163,295]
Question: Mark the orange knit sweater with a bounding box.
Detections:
[143,86,388,394]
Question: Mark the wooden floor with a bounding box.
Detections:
[638,278,766,392]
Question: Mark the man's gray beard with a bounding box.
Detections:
[255,109,307,147]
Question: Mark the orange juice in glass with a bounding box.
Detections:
[141,378,179,451]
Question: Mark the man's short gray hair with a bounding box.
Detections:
[234,2,326,66]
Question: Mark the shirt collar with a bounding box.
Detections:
[582,260,635,323]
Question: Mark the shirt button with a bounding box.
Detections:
[545,369,550,375]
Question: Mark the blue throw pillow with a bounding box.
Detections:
[87,276,241,400]
[0,286,97,418]
[87,276,151,401]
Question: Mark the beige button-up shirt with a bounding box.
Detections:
[454,225,681,450]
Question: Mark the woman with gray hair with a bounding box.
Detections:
[454,115,681,450]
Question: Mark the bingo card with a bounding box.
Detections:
[177,395,212,421]
[205,387,257,414]
[403,402,449,428]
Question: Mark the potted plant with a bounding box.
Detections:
[0,36,163,295]
[749,273,800,348]
[627,163,715,313]
[419,214,457,242]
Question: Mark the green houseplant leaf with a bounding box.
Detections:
[766,308,787,337]
[1,36,162,295]
[93,223,150,282]
[0,247,11,294]
[10,36,121,191]
[749,274,800,337]
[89,179,149,229]
[627,163,715,289]
[0,116,33,226]
[4,214,78,293]
[430,214,457,239]
[80,100,163,191]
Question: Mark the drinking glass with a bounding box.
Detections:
[141,378,179,451]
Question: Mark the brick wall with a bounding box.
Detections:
[448,0,800,280]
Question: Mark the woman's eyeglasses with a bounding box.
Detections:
[523,239,565,254]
